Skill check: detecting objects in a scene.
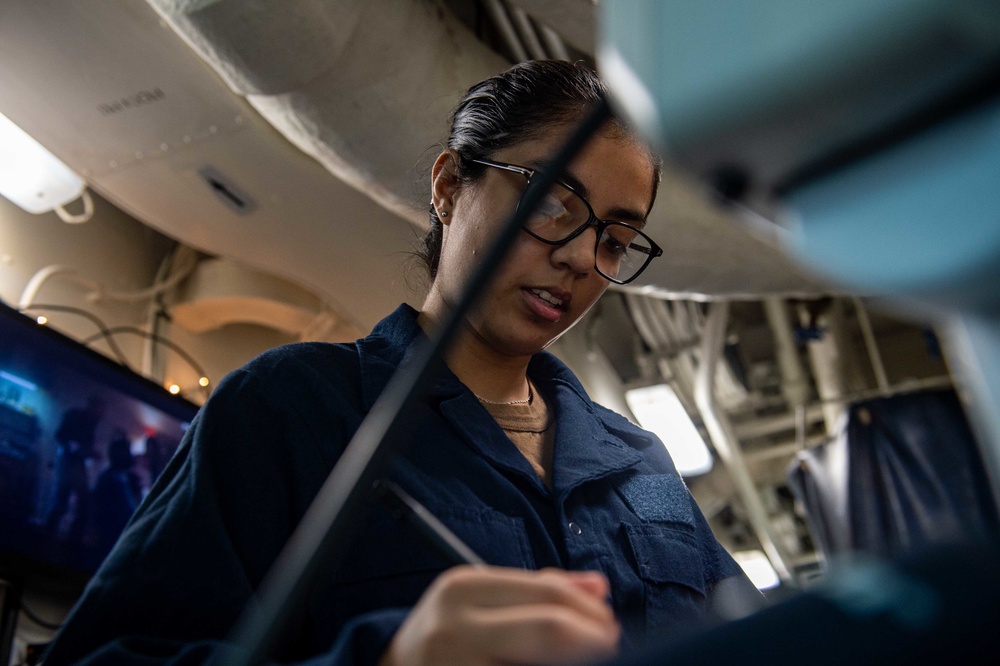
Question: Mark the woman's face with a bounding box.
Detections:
[430,122,656,359]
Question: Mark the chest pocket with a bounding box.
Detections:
[624,522,709,638]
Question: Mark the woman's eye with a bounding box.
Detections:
[602,234,628,257]
[536,193,570,220]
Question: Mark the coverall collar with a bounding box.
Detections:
[356,305,644,498]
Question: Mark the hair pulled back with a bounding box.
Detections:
[416,60,636,280]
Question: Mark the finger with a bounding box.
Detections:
[465,603,621,665]
[436,567,615,625]
[564,571,611,600]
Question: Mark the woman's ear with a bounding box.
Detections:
[431,149,461,225]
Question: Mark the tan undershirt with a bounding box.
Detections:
[478,380,556,488]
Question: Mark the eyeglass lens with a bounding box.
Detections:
[524,182,655,282]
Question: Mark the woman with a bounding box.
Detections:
[45,61,756,666]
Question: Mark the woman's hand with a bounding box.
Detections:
[378,566,620,666]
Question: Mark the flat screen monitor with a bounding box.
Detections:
[0,301,199,580]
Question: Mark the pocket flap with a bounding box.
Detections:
[624,523,706,595]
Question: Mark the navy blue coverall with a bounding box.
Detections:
[45,305,753,665]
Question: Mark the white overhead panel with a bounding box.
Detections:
[146,0,510,226]
[0,0,418,332]
[0,0,834,306]
[627,167,833,300]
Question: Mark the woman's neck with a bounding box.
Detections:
[416,309,532,404]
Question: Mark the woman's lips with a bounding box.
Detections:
[531,288,565,308]
[522,287,569,322]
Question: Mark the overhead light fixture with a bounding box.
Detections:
[732,549,781,590]
[625,383,714,476]
[0,111,89,218]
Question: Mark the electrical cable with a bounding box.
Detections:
[91,246,200,303]
[79,326,211,399]
[214,98,613,666]
[18,304,132,368]
[17,603,62,632]
[53,189,94,224]
[17,248,199,311]
[18,265,101,311]
[144,243,185,377]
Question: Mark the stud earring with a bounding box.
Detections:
[440,210,449,218]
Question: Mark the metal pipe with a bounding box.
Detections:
[733,404,826,441]
[482,0,529,62]
[639,295,672,348]
[736,376,952,445]
[694,301,794,582]
[852,297,890,391]
[538,24,571,60]
[799,302,848,434]
[508,5,548,60]
[764,298,811,407]
[625,294,661,351]
[745,438,830,464]
[629,294,672,352]
[645,297,698,400]
[813,375,952,405]
[652,298,689,348]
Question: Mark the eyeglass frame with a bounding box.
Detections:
[468,157,663,285]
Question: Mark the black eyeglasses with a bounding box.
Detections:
[470,158,662,284]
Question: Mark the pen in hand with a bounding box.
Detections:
[372,479,486,566]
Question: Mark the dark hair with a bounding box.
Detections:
[415,60,661,279]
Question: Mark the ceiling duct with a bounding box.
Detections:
[145,0,833,298]
[0,0,835,337]
[146,0,509,226]
[171,257,323,335]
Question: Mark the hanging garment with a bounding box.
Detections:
[789,389,999,558]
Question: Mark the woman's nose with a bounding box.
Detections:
[550,226,596,276]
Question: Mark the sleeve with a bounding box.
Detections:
[43,348,409,666]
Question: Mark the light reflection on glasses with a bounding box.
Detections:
[470,157,662,284]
